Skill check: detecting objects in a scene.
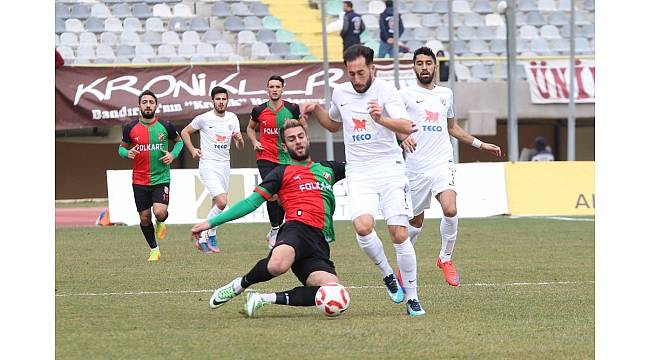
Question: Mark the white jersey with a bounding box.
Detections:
[189,110,240,162]
[329,78,410,169]
[399,85,455,172]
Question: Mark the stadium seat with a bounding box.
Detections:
[452,39,468,55]
[178,43,196,58]
[157,43,177,57]
[402,13,421,28]
[526,11,546,26]
[135,43,156,59]
[468,39,489,55]
[56,18,66,34]
[578,24,595,39]
[476,26,495,40]
[104,17,123,32]
[120,31,141,46]
[425,39,444,53]
[131,56,150,64]
[123,17,143,32]
[173,3,193,17]
[518,0,536,12]
[463,12,483,27]
[575,37,591,53]
[485,13,504,26]
[150,57,169,64]
[454,63,472,81]
[550,38,569,54]
[111,3,132,18]
[262,16,282,30]
[515,11,526,26]
[456,25,475,40]
[74,58,93,65]
[435,26,449,41]
[275,29,294,42]
[161,31,181,45]
[432,0,448,13]
[168,17,188,32]
[367,0,385,15]
[404,40,423,52]
[290,42,310,56]
[224,16,245,32]
[56,4,70,19]
[196,43,215,57]
[181,30,200,45]
[414,27,434,41]
[494,25,506,39]
[113,56,132,64]
[325,0,340,16]
[79,31,98,47]
[57,46,75,61]
[265,53,284,61]
[584,0,595,11]
[76,45,96,61]
[452,0,471,13]
[100,31,118,46]
[517,38,530,53]
[215,41,235,57]
[516,63,527,80]
[422,14,442,27]
[189,55,207,63]
[250,2,270,17]
[540,25,561,39]
[152,4,173,18]
[575,11,591,25]
[351,0,369,14]
[548,12,567,26]
[256,29,275,44]
[211,2,230,17]
[557,0,572,11]
[96,44,116,62]
[251,41,270,59]
[190,17,209,32]
[399,28,414,41]
[91,3,112,18]
[530,38,552,55]
[133,3,153,19]
[490,39,506,54]
[270,42,290,56]
[70,4,91,19]
[60,32,79,47]
[520,25,539,39]
[145,17,165,32]
[143,31,162,46]
[411,0,431,14]
[65,18,85,33]
[202,29,223,44]
[538,0,557,12]
[471,64,491,81]
[473,0,492,14]
[362,14,379,30]
[244,16,263,31]
[231,3,251,16]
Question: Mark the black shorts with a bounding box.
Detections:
[132,183,170,212]
[272,220,337,285]
[257,159,279,179]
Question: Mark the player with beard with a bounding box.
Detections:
[118,90,184,262]
[398,47,501,286]
[301,45,426,316]
[191,120,347,317]
[246,75,305,249]
[180,86,244,253]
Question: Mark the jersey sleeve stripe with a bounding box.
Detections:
[254,186,272,200]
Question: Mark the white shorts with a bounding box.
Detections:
[346,165,413,223]
[199,161,230,198]
[407,164,457,216]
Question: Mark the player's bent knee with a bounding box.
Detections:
[353,215,374,236]
[443,206,457,218]
[153,210,167,222]
[266,260,290,276]
[410,213,425,228]
[213,195,228,210]
[305,271,339,286]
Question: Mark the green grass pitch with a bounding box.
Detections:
[56,217,594,359]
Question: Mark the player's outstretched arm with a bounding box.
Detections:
[448,118,502,157]
[191,192,266,239]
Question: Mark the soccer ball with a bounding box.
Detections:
[314,283,350,317]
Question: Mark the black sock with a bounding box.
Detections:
[240,258,274,288]
[267,200,285,228]
[140,223,157,249]
[275,286,319,306]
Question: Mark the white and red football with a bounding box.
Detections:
[315,283,350,317]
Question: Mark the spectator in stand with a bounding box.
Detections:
[378,1,406,58]
[437,50,450,82]
[530,136,555,161]
[340,1,365,52]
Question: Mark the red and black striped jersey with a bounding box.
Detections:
[254,160,346,242]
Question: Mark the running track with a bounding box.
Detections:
[55,207,106,227]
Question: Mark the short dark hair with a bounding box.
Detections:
[267,75,285,86]
[210,86,228,100]
[413,46,437,64]
[343,1,353,8]
[343,44,374,66]
[138,90,157,104]
[385,0,393,7]
[280,119,307,143]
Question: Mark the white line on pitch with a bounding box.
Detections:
[54,280,594,297]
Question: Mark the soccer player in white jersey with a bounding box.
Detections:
[398,47,501,286]
[302,45,425,316]
[180,86,244,253]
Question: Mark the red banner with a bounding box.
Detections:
[523,59,595,104]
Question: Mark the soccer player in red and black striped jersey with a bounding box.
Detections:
[246,75,305,249]
[191,119,347,317]
[118,90,184,262]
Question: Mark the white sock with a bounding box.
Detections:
[356,230,393,277]
[394,240,418,300]
[151,246,159,252]
[261,293,277,303]
[407,223,422,246]
[198,231,208,244]
[232,277,244,294]
[207,205,223,235]
[439,216,458,262]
